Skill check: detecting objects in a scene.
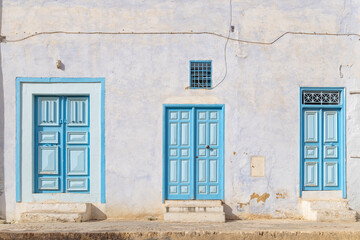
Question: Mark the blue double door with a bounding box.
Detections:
[302,108,342,191]
[34,96,90,193]
[165,106,224,200]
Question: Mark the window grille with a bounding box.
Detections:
[190,61,212,89]
[302,91,340,105]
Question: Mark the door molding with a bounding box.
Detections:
[299,87,346,198]
[162,104,225,202]
[16,78,105,203]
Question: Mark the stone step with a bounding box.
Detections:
[164,212,225,223]
[308,200,349,210]
[166,206,224,213]
[316,209,357,222]
[165,200,223,207]
[19,203,91,213]
[20,211,91,223]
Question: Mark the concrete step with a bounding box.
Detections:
[165,200,223,207]
[166,206,224,213]
[301,200,357,222]
[316,209,357,222]
[164,212,225,223]
[20,211,91,223]
[17,203,92,223]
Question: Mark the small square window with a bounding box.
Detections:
[190,61,212,89]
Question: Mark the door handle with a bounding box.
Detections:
[206,145,210,149]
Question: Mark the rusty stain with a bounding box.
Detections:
[276,192,288,199]
[239,202,250,208]
[250,192,270,203]
[233,152,236,155]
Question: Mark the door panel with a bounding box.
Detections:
[166,109,193,199]
[302,109,341,191]
[165,106,223,200]
[35,96,90,193]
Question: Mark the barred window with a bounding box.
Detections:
[302,91,340,105]
[190,61,212,89]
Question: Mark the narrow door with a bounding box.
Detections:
[35,96,90,193]
[302,109,341,190]
[165,106,223,200]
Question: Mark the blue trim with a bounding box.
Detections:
[299,87,346,198]
[189,60,212,89]
[15,77,106,203]
[162,104,225,201]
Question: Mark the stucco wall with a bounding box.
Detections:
[1,0,360,220]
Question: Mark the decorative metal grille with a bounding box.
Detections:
[190,61,212,88]
[302,91,340,105]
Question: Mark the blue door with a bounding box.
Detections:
[300,89,345,194]
[35,96,90,193]
[164,105,224,200]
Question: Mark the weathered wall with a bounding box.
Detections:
[1,0,360,220]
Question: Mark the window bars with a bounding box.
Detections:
[302,91,340,105]
[190,61,212,89]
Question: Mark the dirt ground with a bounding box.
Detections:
[0,219,360,239]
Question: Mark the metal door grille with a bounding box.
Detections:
[190,61,212,89]
[302,91,340,105]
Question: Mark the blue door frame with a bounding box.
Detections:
[163,104,225,202]
[299,87,346,198]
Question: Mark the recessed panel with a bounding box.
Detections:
[209,149,218,157]
[67,147,88,175]
[169,160,177,182]
[67,97,88,126]
[210,123,217,145]
[180,186,188,193]
[324,162,338,187]
[324,111,338,142]
[67,178,88,191]
[38,146,58,174]
[209,160,217,182]
[170,111,178,120]
[198,149,206,156]
[38,97,59,126]
[38,177,59,190]
[169,186,177,194]
[304,162,318,187]
[198,160,206,182]
[39,131,58,144]
[198,185,206,194]
[169,149,177,157]
[180,149,189,157]
[181,111,189,120]
[181,160,189,182]
[304,111,318,142]
[169,123,178,145]
[198,112,206,120]
[198,123,206,145]
[181,123,189,146]
[325,146,338,158]
[209,111,218,120]
[304,146,318,159]
[209,186,217,194]
[67,131,88,144]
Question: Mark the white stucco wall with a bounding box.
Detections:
[1,0,360,220]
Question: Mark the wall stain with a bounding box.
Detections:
[250,192,270,203]
[276,192,288,199]
[233,151,236,155]
[239,202,250,208]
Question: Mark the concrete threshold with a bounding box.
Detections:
[0,219,360,239]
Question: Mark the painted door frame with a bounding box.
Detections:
[16,78,106,203]
[162,104,225,202]
[299,87,346,198]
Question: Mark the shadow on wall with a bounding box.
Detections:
[0,0,6,219]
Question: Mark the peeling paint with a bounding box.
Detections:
[276,192,288,199]
[250,193,270,203]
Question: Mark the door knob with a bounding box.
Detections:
[206,145,210,149]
